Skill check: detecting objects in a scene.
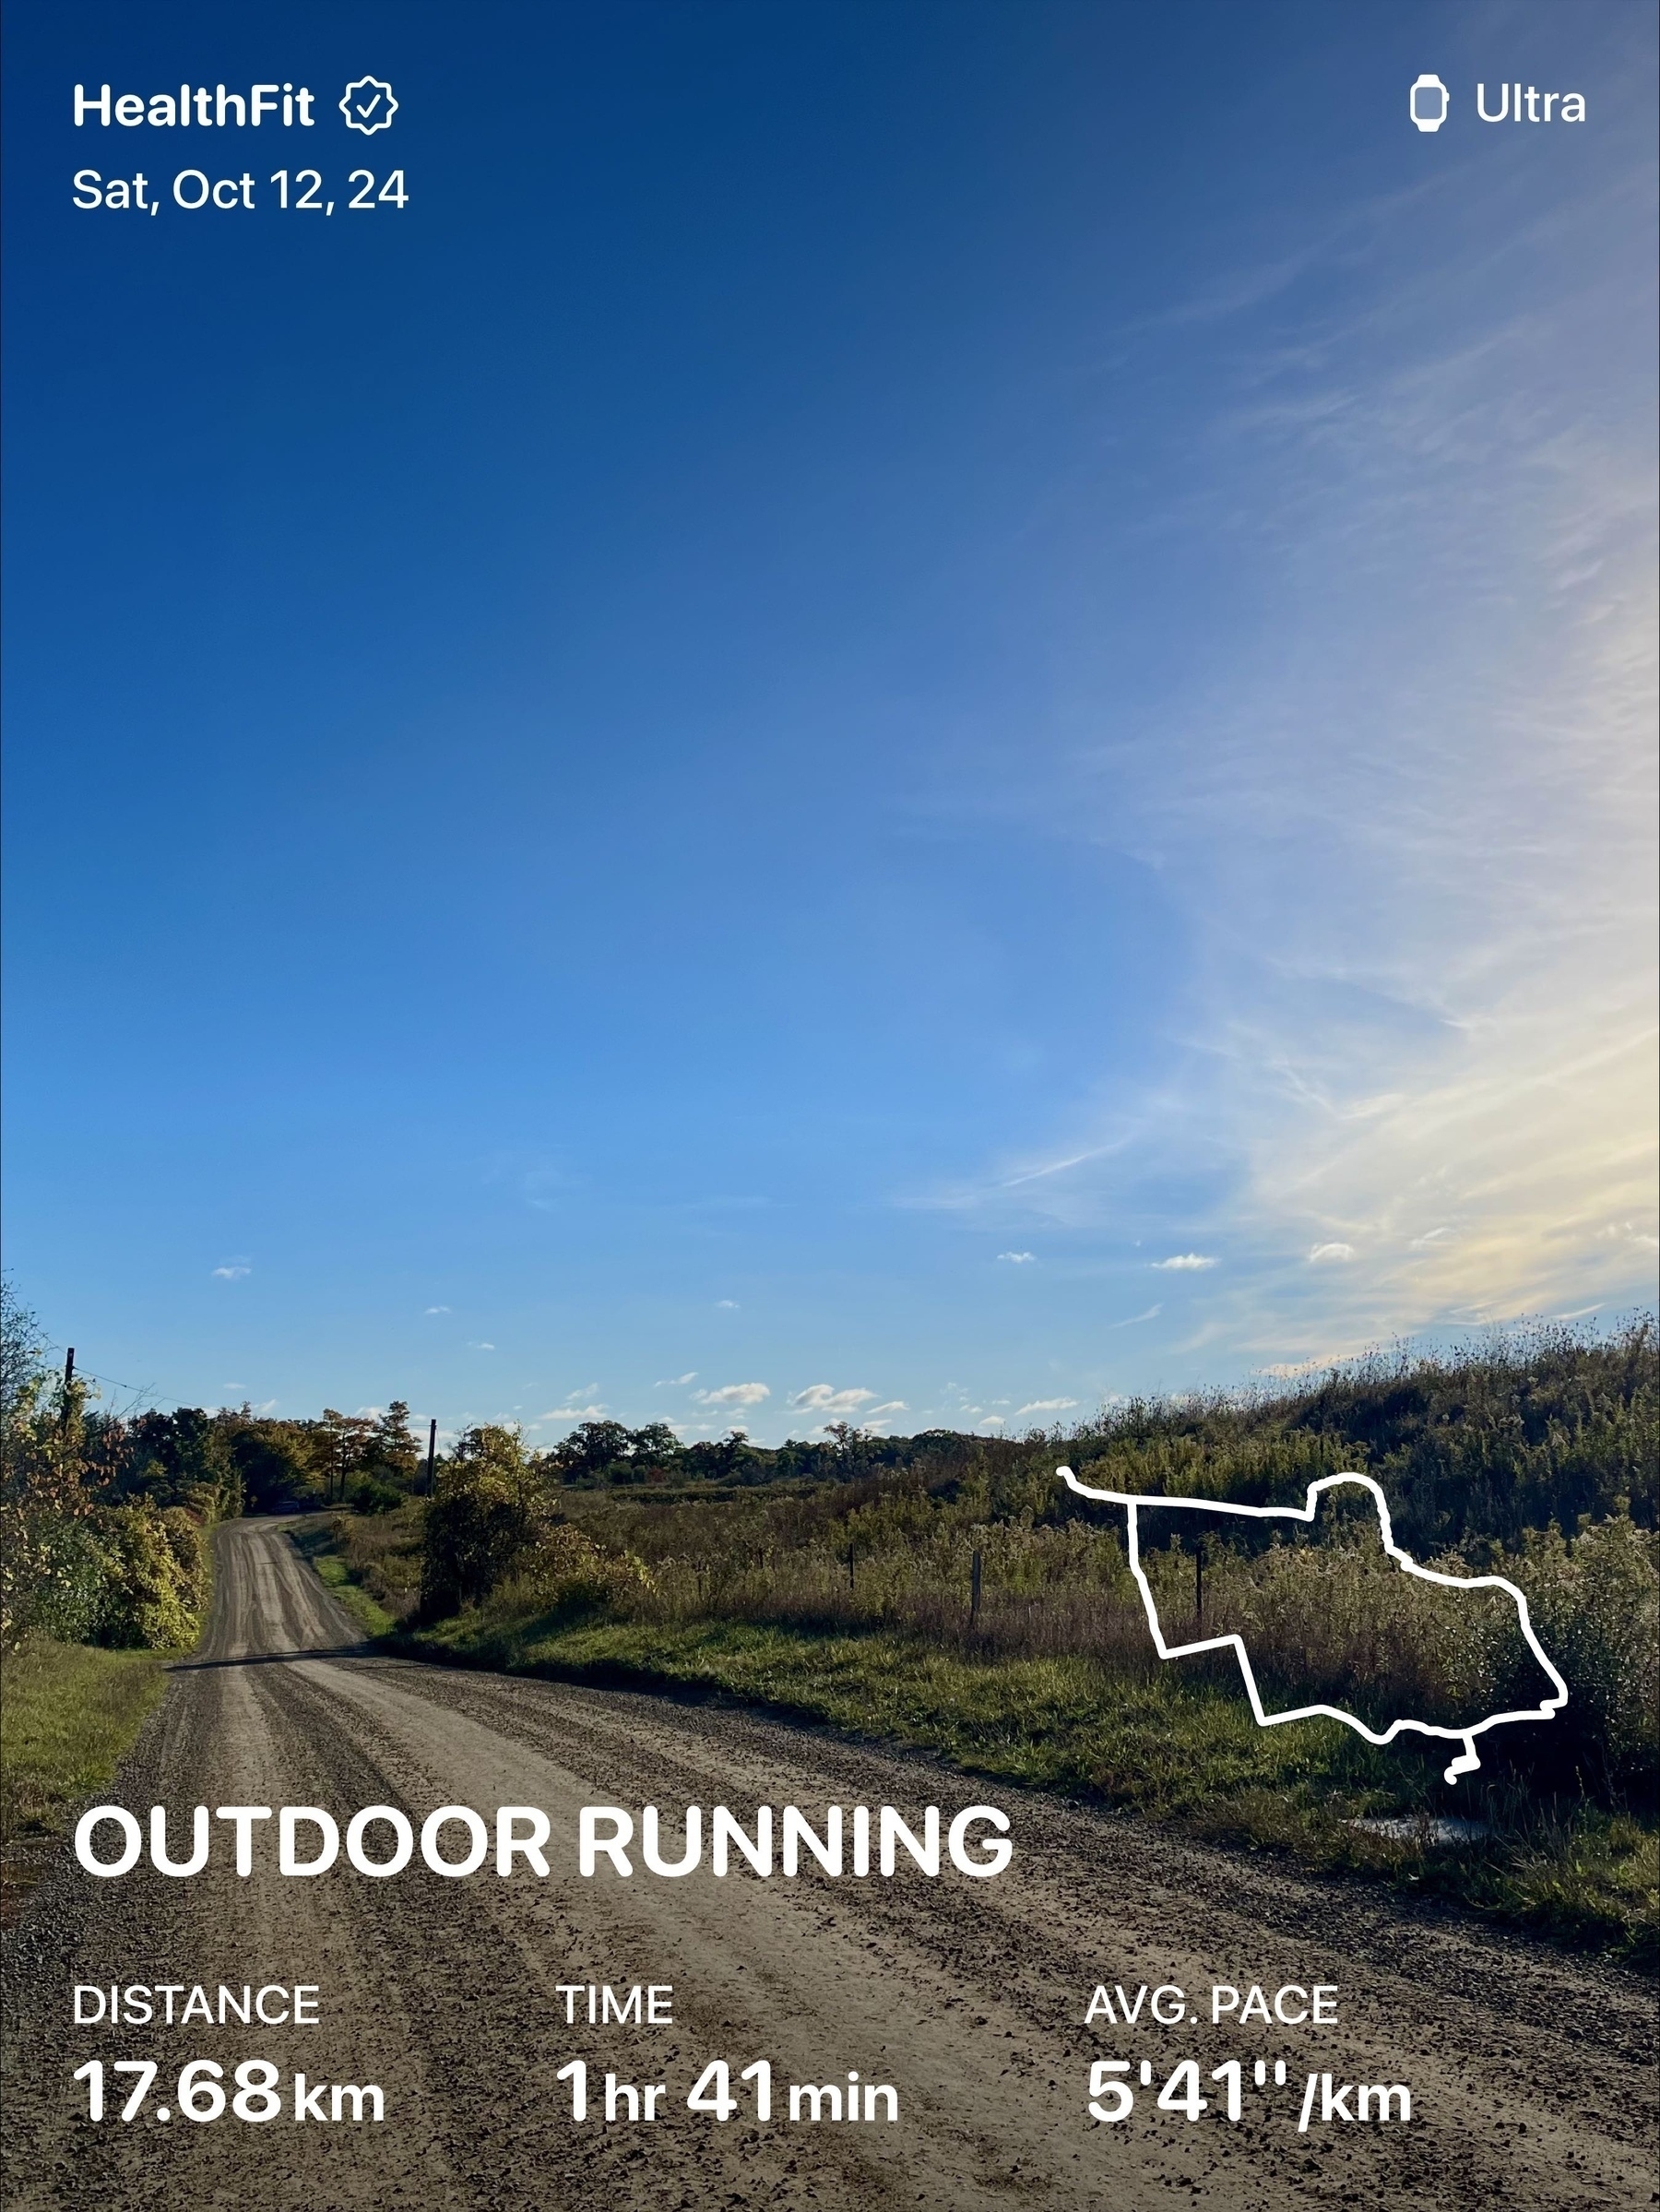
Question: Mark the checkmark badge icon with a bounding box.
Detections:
[340,76,397,133]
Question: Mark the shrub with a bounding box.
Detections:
[493,1525,654,1622]
[1496,1514,1659,1797]
[351,1477,404,1516]
[92,1502,206,1649]
[421,1426,539,1615]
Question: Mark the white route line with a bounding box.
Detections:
[1056,1468,1568,1782]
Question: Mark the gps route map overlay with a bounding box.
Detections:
[2,6,1655,2210]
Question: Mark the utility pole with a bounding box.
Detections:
[425,1419,437,1495]
[64,1349,75,1385]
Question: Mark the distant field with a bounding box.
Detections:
[316,1488,1659,1963]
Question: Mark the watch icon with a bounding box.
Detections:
[340,76,397,133]
[1409,74,1450,133]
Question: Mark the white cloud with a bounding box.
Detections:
[424,1304,451,1314]
[468,1339,497,1350]
[542,1403,606,1421]
[1110,1303,1163,1327]
[1018,1397,1079,1415]
[656,1371,697,1386]
[788,1384,877,1416]
[977,1414,1006,1430]
[716,1300,740,1310]
[907,138,1658,1358]
[1152,1253,1215,1271]
[211,1262,250,1281]
[694,1382,771,1408]
[1307,1243,1357,1267]
[1599,1220,1660,1252]
[997,1251,1036,1264]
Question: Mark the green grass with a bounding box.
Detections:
[401,1604,1658,1966]
[304,1511,1658,1967]
[0,1636,168,1920]
[289,1527,398,1637]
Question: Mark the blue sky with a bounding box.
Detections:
[4,2,1654,1445]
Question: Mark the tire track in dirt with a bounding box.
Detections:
[4,1519,1654,2211]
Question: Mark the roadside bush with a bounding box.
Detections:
[17,1517,118,1646]
[92,1502,208,1649]
[326,1504,423,1619]
[1496,1514,1659,1798]
[492,1525,654,1623]
[421,1426,539,1616]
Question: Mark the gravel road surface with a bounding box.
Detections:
[3,1517,1654,2209]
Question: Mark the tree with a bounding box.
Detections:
[1,1278,98,1645]
[217,1409,321,1512]
[421,1425,540,1613]
[369,1401,420,1487]
[114,1409,243,1518]
[624,1422,683,1483]
[685,1429,753,1482]
[316,1409,377,1506]
[551,1420,634,1484]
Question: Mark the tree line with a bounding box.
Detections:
[6,1260,1652,1655]
[0,1279,426,1647]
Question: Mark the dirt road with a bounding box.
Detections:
[3,1518,1654,2210]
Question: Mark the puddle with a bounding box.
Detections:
[1349,1815,1490,1846]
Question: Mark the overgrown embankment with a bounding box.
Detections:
[310,1325,1660,1963]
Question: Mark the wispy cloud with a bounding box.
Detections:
[997,1251,1036,1264]
[1111,1304,1163,1328]
[1152,1253,1215,1271]
[1600,1220,1660,1252]
[656,1371,697,1386]
[789,1383,877,1417]
[468,1340,496,1350]
[910,125,1657,1360]
[541,1403,605,1421]
[424,1304,451,1314]
[211,1262,250,1280]
[1017,1396,1078,1415]
[694,1381,770,1408]
[716,1299,740,1310]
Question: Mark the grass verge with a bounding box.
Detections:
[311,1517,1660,1967]
[288,1522,398,1638]
[0,1636,168,1926]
